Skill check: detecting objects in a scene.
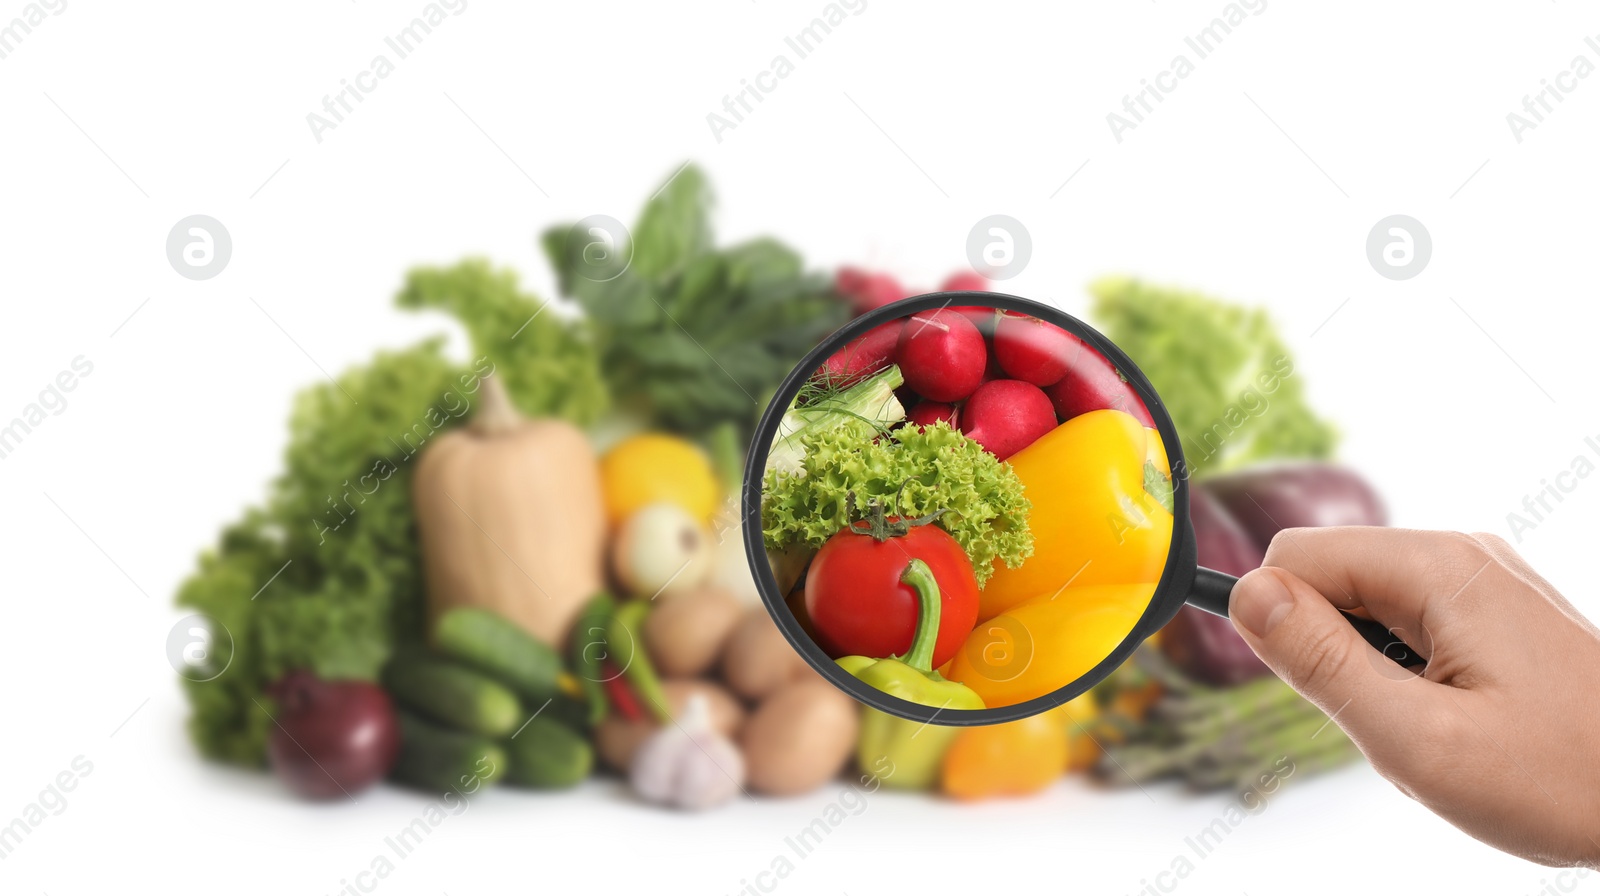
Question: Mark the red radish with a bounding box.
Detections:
[959,379,1057,460]
[1046,335,1156,426]
[938,273,995,329]
[905,400,958,430]
[994,312,1074,387]
[940,272,989,292]
[835,267,906,316]
[895,309,987,402]
[978,350,1006,387]
[953,305,997,331]
[815,321,903,388]
[265,671,400,800]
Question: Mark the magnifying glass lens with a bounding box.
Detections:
[752,296,1180,724]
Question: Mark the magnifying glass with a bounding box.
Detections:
[742,290,1420,727]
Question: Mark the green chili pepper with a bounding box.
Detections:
[570,593,616,727]
[607,600,674,725]
[838,559,985,790]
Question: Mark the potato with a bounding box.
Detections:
[643,586,744,678]
[721,607,813,701]
[741,680,859,796]
[594,679,745,771]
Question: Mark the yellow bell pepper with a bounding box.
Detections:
[941,711,1068,801]
[1059,690,1101,773]
[946,581,1156,707]
[979,409,1173,621]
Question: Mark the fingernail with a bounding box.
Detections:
[1234,568,1296,638]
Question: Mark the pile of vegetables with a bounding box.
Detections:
[176,165,842,769]
[175,162,1379,808]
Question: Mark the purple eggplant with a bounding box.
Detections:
[1162,485,1272,686]
[1202,463,1387,549]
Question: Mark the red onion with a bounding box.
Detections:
[265,670,400,800]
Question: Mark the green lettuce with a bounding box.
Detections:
[761,421,1032,588]
[177,262,606,766]
[1089,277,1337,477]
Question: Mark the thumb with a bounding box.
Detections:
[1230,566,1414,723]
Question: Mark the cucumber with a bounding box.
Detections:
[390,712,508,794]
[433,607,564,703]
[546,692,592,733]
[502,717,592,789]
[383,655,521,737]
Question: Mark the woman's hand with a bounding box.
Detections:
[1231,527,1600,868]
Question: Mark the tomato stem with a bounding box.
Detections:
[844,484,949,543]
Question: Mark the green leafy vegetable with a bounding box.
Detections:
[767,365,905,476]
[177,263,605,766]
[542,164,848,447]
[762,421,1032,588]
[1089,277,1337,476]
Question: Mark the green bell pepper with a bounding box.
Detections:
[838,559,985,790]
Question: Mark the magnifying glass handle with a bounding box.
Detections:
[1189,567,1426,668]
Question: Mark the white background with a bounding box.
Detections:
[3,1,1598,894]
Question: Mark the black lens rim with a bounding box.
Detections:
[741,291,1196,726]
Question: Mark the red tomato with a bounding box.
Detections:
[804,521,979,669]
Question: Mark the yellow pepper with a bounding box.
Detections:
[1059,690,1101,773]
[941,710,1068,801]
[979,409,1173,621]
[946,581,1156,707]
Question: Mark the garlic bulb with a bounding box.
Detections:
[629,694,745,811]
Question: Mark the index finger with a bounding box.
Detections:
[1260,526,1500,658]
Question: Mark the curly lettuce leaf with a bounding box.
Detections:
[761,421,1032,587]
[178,265,606,766]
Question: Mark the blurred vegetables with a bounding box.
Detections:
[606,601,674,724]
[642,586,744,678]
[503,717,594,790]
[390,712,506,793]
[740,680,858,796]
[432,607,566,705]
[600,433,721,527]
[979,410,1172,619]
[412,375,606,647]
[264,671,400,800]
[1203,463,1388,544]
[382,654,521,737]
[1096,649,1359,791]
[840,560,985,789]
[630,695,746,811]
[1161,486,1270,686]
[766,365,905,476]
[948,582,1156,707]
[597,680,744,772]
[611,503,714,598]
[941,712,1068,801]
[1061,691,1102,772]
[835,267,907,316]
[178,257,606,766]
[542,164,847,448]
[895,308,987,402]
[1089,277,1336,473]
[763,420,1032,589]
[721,607,812,701]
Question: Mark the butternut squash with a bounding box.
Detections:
[412,376,605,647]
